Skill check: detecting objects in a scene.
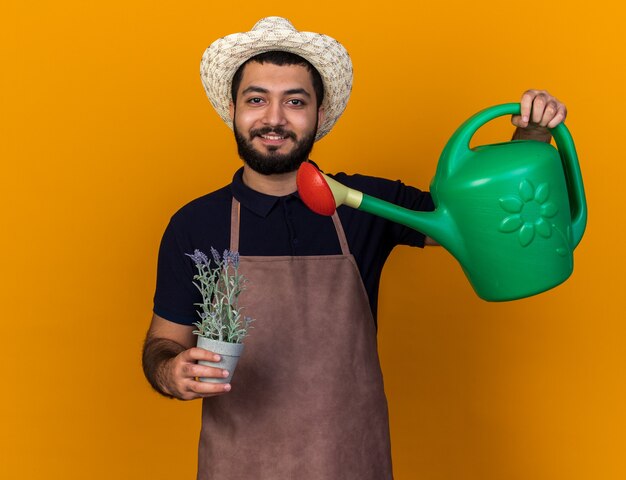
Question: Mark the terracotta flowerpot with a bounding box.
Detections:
[196,336,245,383]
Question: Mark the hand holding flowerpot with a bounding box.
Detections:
[196,337,245,384]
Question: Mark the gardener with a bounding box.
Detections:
[142,17,567,479]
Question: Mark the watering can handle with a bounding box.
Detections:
[443,102,587,247]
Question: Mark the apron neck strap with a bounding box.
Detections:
[331,209,350,255]
[230,198,241,253]
[230,197,350,255]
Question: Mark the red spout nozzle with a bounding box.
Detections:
[296,162,336,216]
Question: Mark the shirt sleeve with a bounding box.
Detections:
[153,214,200,326]
[384,180,435,247]
[337,172,435,248]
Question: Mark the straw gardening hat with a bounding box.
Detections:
[200,17,353,141]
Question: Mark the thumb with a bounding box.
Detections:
[510,114,528,129]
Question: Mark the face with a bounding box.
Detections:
[229,62,324,175]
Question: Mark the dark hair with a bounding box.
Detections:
[230,51,324,109]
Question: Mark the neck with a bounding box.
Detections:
[242,165,299,196]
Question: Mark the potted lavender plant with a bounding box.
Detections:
[186,248,254,384]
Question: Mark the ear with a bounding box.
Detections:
[229,101,235,122]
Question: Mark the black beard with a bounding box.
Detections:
[233,124,316,175]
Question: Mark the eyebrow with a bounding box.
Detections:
[241,86,312,98]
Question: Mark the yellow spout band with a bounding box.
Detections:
[321,172,363,209]
[344,188,363,209]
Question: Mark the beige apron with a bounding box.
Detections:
[197,198,392,479]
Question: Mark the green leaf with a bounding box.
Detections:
[499,196,523,213]
[518,223,535,247]
[535,183,550,204]
[500,215,523,233]
[519,179,535,202]
[541,202,558,218]
[535,218,552,238]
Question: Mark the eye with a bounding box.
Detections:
[247,97,264,104]
[287,99,305,106]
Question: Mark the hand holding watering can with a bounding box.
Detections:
[297,103,587,302]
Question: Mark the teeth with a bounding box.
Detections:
[262,134,285,140]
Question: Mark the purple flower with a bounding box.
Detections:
[186,249,209,265]
[210,246,221,264]
[224,250,240,267]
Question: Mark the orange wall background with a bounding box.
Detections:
[2,1,624,479]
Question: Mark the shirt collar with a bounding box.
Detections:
[230,167,283,218]
[229,161,322,218]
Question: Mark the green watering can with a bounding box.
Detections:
[297,103,587,301]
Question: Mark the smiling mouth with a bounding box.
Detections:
[252,127,296,143]
[260,133,289,141]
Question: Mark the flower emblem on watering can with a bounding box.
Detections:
[498,179,559,247]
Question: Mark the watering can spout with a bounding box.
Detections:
[296,163,461,257]
[358,194,458,253]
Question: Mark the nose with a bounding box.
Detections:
[263,101,287,127]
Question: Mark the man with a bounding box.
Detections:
[142,17,567,479]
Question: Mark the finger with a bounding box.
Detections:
[188,379,232,397]
[182,347,222,362]
[182,362,230,380]
[519,90,538,126]
[530,93,549,125]
[547,105,567,128]
[177,379,231,400]
[511,114,524,128]
[538,99,560,127]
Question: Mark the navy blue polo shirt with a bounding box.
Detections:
[153,166,434,325]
